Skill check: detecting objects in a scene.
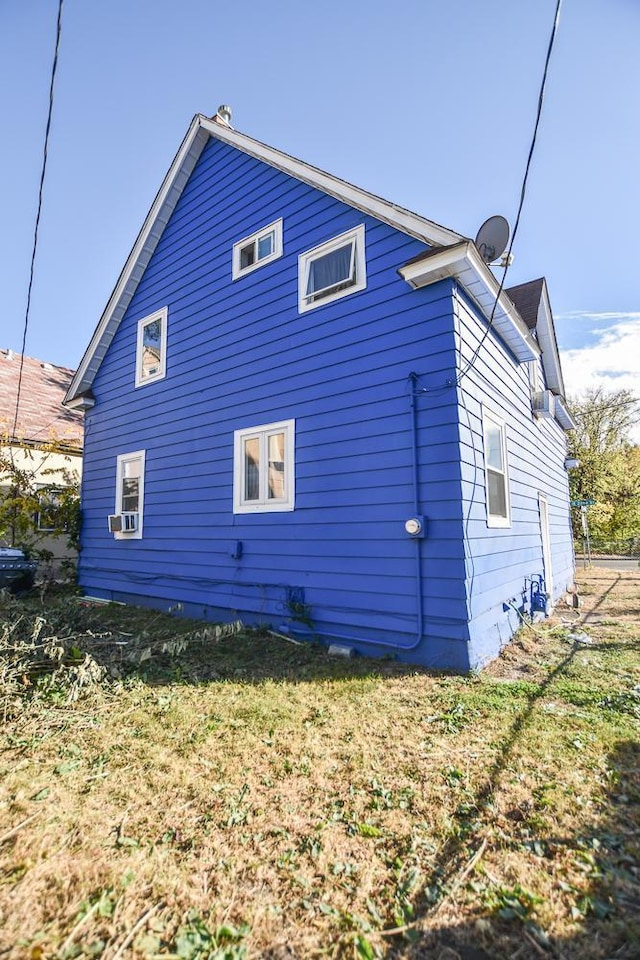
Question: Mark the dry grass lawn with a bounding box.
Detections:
[1,567,638,959]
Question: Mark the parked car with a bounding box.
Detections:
[0,547,38,594]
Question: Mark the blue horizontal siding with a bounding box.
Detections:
[452,286,574,667]
[80,137,471,667]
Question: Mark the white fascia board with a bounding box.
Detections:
[197,116,463,247]
[64,118,209,404]
[399,240,540,362]
[535,281,565,395]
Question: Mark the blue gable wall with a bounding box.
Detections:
[79,138,475,668]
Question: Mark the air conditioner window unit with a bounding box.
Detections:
[108,512,139,533]
[121,512,139,532]
[533,390,555,419]
[108,514,122,533]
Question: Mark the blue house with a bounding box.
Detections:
[64,109,576,671]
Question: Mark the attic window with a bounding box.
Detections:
[135,307,167,387]
[232,219,283,279]
[298,225,366,313]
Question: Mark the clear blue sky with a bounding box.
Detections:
[2,0,639,405]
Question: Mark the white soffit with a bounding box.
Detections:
[399,240,540,362]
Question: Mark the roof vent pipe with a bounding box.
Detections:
[216,104,232,125]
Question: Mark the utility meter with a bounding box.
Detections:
[404,516,426,538]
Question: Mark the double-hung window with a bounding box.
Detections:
[298,225,366,312]
[110,450,145,538]
[483,411,511,527]
[35,487,67,532]
[135,307,167,387]
[232,219,283,279]
[233,419,295,513]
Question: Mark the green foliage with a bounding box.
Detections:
[567,388,640,540]
[172,912,249,959]
[484,882,543,921]
[0,441,80,574]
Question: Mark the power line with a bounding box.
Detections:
[9,0,64,447]
[457,0,563,385]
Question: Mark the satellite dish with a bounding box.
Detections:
[474,215,510,264]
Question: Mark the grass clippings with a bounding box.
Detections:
[0,568,638,959]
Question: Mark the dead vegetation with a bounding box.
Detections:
[0,569,638,959]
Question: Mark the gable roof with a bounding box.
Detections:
[505,278,545,331]
[0,350,83,451]
[506,277,565,394]
[65,113,466,406]
[505,278,574,430]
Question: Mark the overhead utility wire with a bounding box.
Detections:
[457,0,563,385]
[9,0,64,447]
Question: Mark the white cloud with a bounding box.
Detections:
[559,315,640,442]
[557,311,640,324]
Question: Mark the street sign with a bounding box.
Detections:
[571,499,596,507]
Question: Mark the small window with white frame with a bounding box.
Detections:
[298,225,366,313]
[233,419,295,513]
[232,219,283,279]
[483,410,511,527]
[135,307,167,387]
[110,450,145,539]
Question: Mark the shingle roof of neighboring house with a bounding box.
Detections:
[0,350,83,450]
[506,278,546,331]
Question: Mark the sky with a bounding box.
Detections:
[1,0,639,422]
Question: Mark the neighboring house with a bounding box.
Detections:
[64,109,576,670]
[0,349,83,571]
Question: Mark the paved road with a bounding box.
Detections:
[580,558,639,571]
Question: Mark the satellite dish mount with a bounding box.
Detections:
[474,215,510,265]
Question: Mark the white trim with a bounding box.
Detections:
[553,395,576,431]
[534,280,565,395]
[482,409,511,528]
[65,394,95,411]
[538,493,553,599]
[197,116,462,248]
[113,450,146,539]
[64,114,464,406]
[298,225,366,313]
[65,118,209,405]
[233,419,295,513]
[135,307,167,387]
[400,240,539,363]
[232,219,283,279]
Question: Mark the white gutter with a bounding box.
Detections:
[553,395,576,431]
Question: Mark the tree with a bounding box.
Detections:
[567,388,640,542]
[0,441,81,578]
